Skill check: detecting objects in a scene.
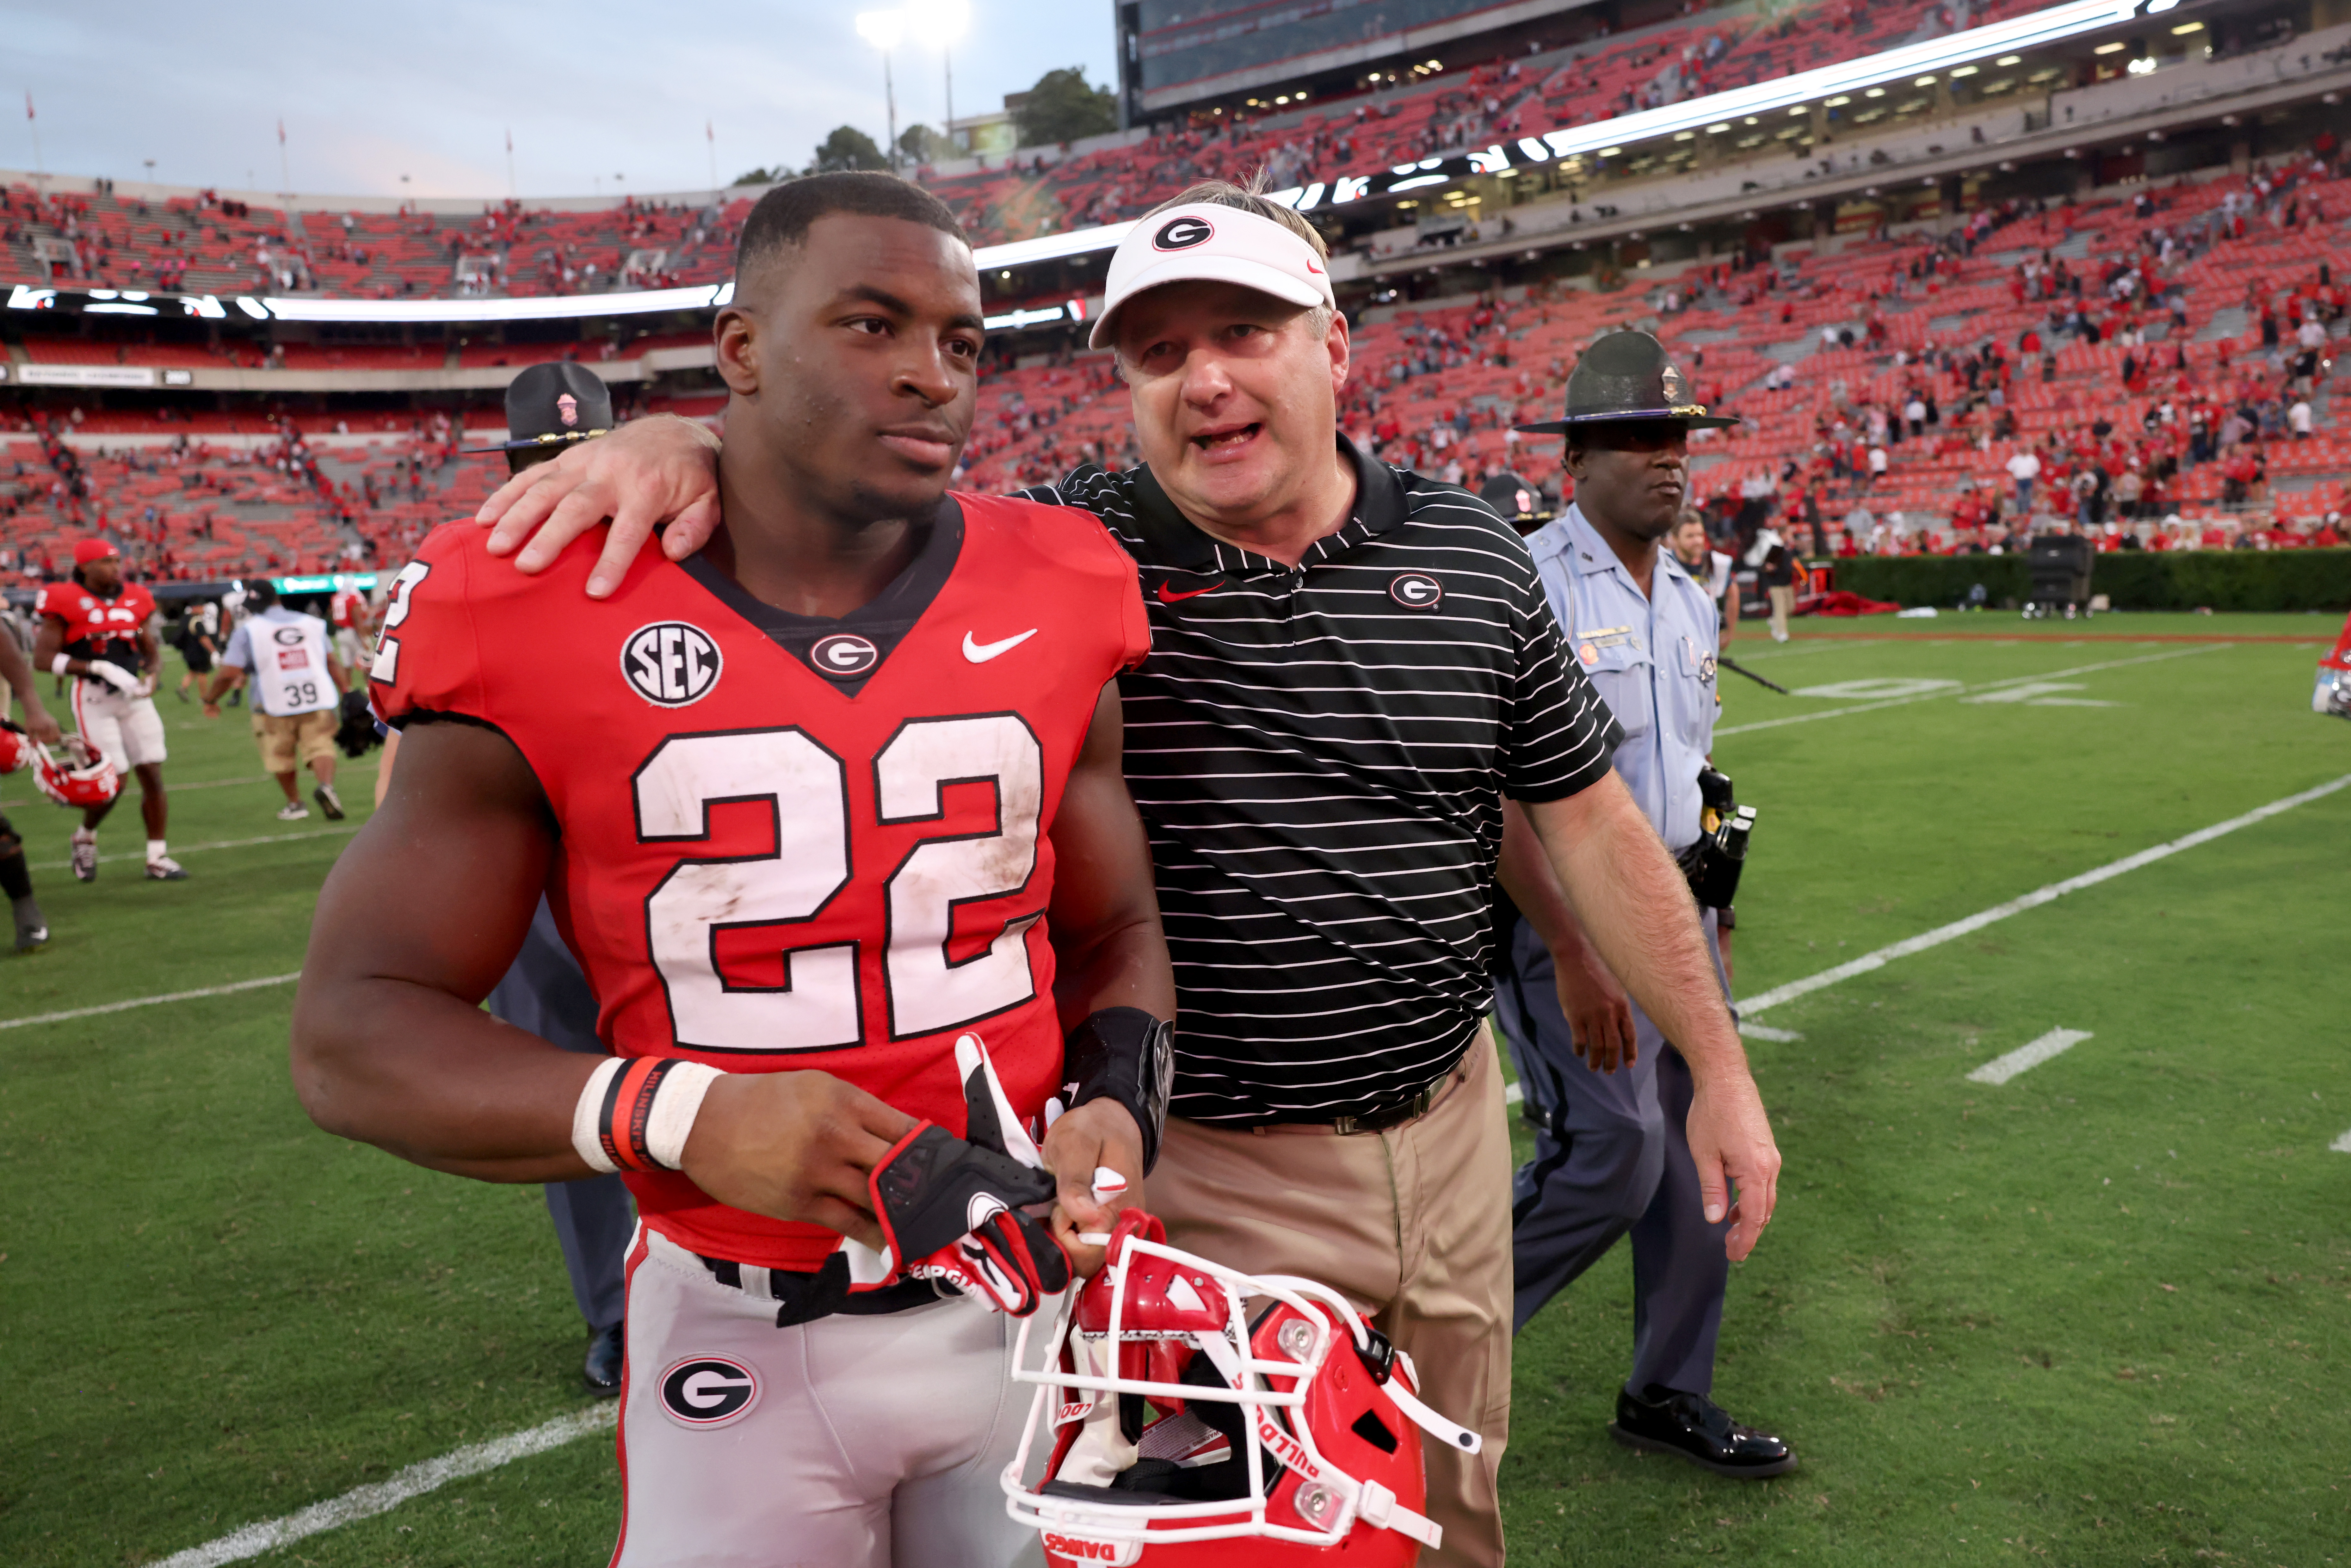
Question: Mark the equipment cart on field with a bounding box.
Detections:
[2022,533,2095,620]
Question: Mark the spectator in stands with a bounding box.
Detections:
[2006,446,2041,513]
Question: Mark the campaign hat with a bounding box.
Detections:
[1513,329,1738,433]
[467,361,615,454]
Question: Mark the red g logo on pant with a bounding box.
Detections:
[658,1355,760,1428]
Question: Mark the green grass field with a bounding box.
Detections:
[3,613,2346,1567]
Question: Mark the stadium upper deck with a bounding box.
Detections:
[3,0,2346,588]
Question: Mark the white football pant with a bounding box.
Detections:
[611,1225,1045,1568]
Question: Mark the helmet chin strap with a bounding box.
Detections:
[1382,1360,1485,1457]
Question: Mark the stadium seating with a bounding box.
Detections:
[7,147,2343,587]
[1,185,750,302]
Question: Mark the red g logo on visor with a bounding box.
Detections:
[1153,216,1214,251]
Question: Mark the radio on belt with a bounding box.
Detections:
[1675,765,1755,911]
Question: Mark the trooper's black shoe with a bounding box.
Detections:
[1609,1384,1797,1478]
[583,1322,624,1397]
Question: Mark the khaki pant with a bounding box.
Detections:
[1150,1034,1513,1568]
[1766,583,1795,640]
[254,708,337,773]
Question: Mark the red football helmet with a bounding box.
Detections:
[0,722,35,776]
[34,738,121,809]
[1001,1212,1482,1566]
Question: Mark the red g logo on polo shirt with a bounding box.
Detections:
[1154,216,1214,251]
[1389,573,1443,609]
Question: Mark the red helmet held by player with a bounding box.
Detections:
[34,738,121,809]
[0,721,36,777]
[1001,1211,1482,1565]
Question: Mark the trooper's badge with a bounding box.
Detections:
[622,622,723,707]
[659,1356,760,1428]
[1661,365,1689,404]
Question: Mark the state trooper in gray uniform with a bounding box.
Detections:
[1495,331,1795,1476]
[475,363,634,1394]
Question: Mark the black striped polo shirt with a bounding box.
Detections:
[1025,441,1620,1125]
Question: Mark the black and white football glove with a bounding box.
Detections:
[867,1121,1070,1316]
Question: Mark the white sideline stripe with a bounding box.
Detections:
[2331,1128,2351,1155]
[1740,772,2351,1016]
[155,1404,618,1568]
[30,824,359,871]
[0,972,303,1030]
[1716,645,2220,736]
[1505,1081,1523,1107]
[1967,1028,2093,1085]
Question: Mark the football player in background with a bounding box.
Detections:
[32,539,186,881]
[327,579,371,690]
[173,595,222,704]
[293,173,1174,1565]
[0,616,65,950]
[2316,607,2351,720]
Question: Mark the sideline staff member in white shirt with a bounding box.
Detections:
[205,580,349,821]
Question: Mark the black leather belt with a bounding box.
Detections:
[1329,1065,1458,1136]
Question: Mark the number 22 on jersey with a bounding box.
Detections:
[634,714,1044,1053]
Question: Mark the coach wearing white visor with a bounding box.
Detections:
[471,176,1783,1566]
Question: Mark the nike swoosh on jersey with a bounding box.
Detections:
[1156,581,1222,604]
[962,628,1039,663]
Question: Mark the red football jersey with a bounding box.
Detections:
[373,494,1149,1269]
[2324,609,2351,675]
[37,580,157,674]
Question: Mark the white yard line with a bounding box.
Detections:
[154,1404,618,1568]
[2330,1128,2351,1155]
[1716,644,2221,737]
[1740,772,2351,1016]
[0,972,303,1031]
[1966,1028,2094,1085]
[29,824,359,871]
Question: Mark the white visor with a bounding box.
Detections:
[1089,201,1336,352]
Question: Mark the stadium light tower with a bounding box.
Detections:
[904,0,970,156]
[856,9,906,171]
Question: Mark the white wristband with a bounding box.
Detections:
[50,654,70,677]
[571,1057,625,1173]
[570,1056,724,1173]
[645,1061,722,1171]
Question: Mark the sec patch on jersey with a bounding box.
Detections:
[622,622,724,707]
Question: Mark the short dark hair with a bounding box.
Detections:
[733,172,969,288]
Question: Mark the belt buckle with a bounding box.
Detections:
[1333,1070,1445,1136]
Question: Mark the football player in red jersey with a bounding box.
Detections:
[32,539,186,881]
[292,173,1175,1567]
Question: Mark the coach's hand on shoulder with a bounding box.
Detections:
[1684,1070,1781,1265]
[478,414,724,599]
[681,1069,918,1252]
[1042,1098,1145,1279]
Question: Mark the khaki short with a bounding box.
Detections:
[255,708,337,773]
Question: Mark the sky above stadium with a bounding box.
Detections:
[5,0,1120,201]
